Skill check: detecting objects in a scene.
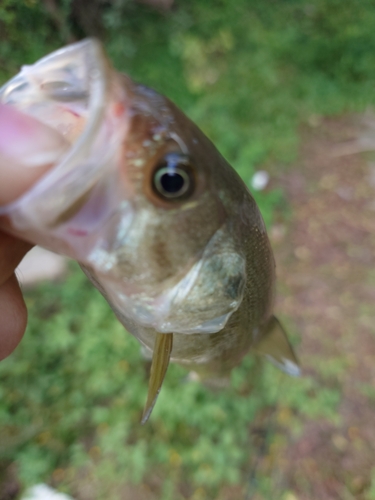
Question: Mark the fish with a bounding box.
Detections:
[0,39,299,423]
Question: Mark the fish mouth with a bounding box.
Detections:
[0,39,130,238]
[0,39,109,167]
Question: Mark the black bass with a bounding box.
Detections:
[0,40,299,422]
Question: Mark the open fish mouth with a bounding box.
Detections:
[0,39,130,257]
[0,39,118,157]
[0,39,107,144]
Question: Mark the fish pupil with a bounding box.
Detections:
[153,153,193,200]
[160,172,185,194]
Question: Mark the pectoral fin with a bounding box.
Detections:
[141,332,173,424]
[254,316,300,376]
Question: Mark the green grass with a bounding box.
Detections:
[0,264,340,499]
[1,0,375,497]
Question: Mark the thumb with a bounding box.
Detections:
[0,104,69,205]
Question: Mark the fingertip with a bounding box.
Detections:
[0,231,33,285]
[0,274,28,361]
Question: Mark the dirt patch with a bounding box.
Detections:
[269,116,375,500]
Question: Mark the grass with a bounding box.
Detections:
[1,0,375,498]
[2,263,340,499]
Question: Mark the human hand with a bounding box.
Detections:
[0,104,69,359]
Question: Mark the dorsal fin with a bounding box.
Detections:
[254,316,301,376]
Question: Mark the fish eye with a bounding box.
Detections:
[152,153,195,201]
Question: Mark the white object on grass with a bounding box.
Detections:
[22,484,74,500]
[251,170,269,191]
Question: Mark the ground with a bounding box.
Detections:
[259,114,375,500]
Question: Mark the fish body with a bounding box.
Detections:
[0,40,299,420]
[82,76,275,376]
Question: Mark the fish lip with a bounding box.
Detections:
[0,39,108,178]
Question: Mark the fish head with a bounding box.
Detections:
[92,74,247,333]
[104,76,226,287]
[0,39,247,335]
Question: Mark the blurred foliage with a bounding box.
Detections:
[0,265,339,499]
[1,0,375,498]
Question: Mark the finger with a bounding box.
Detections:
[0,232,32,285]
[0,274,27,361]
[0,103,69,205]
